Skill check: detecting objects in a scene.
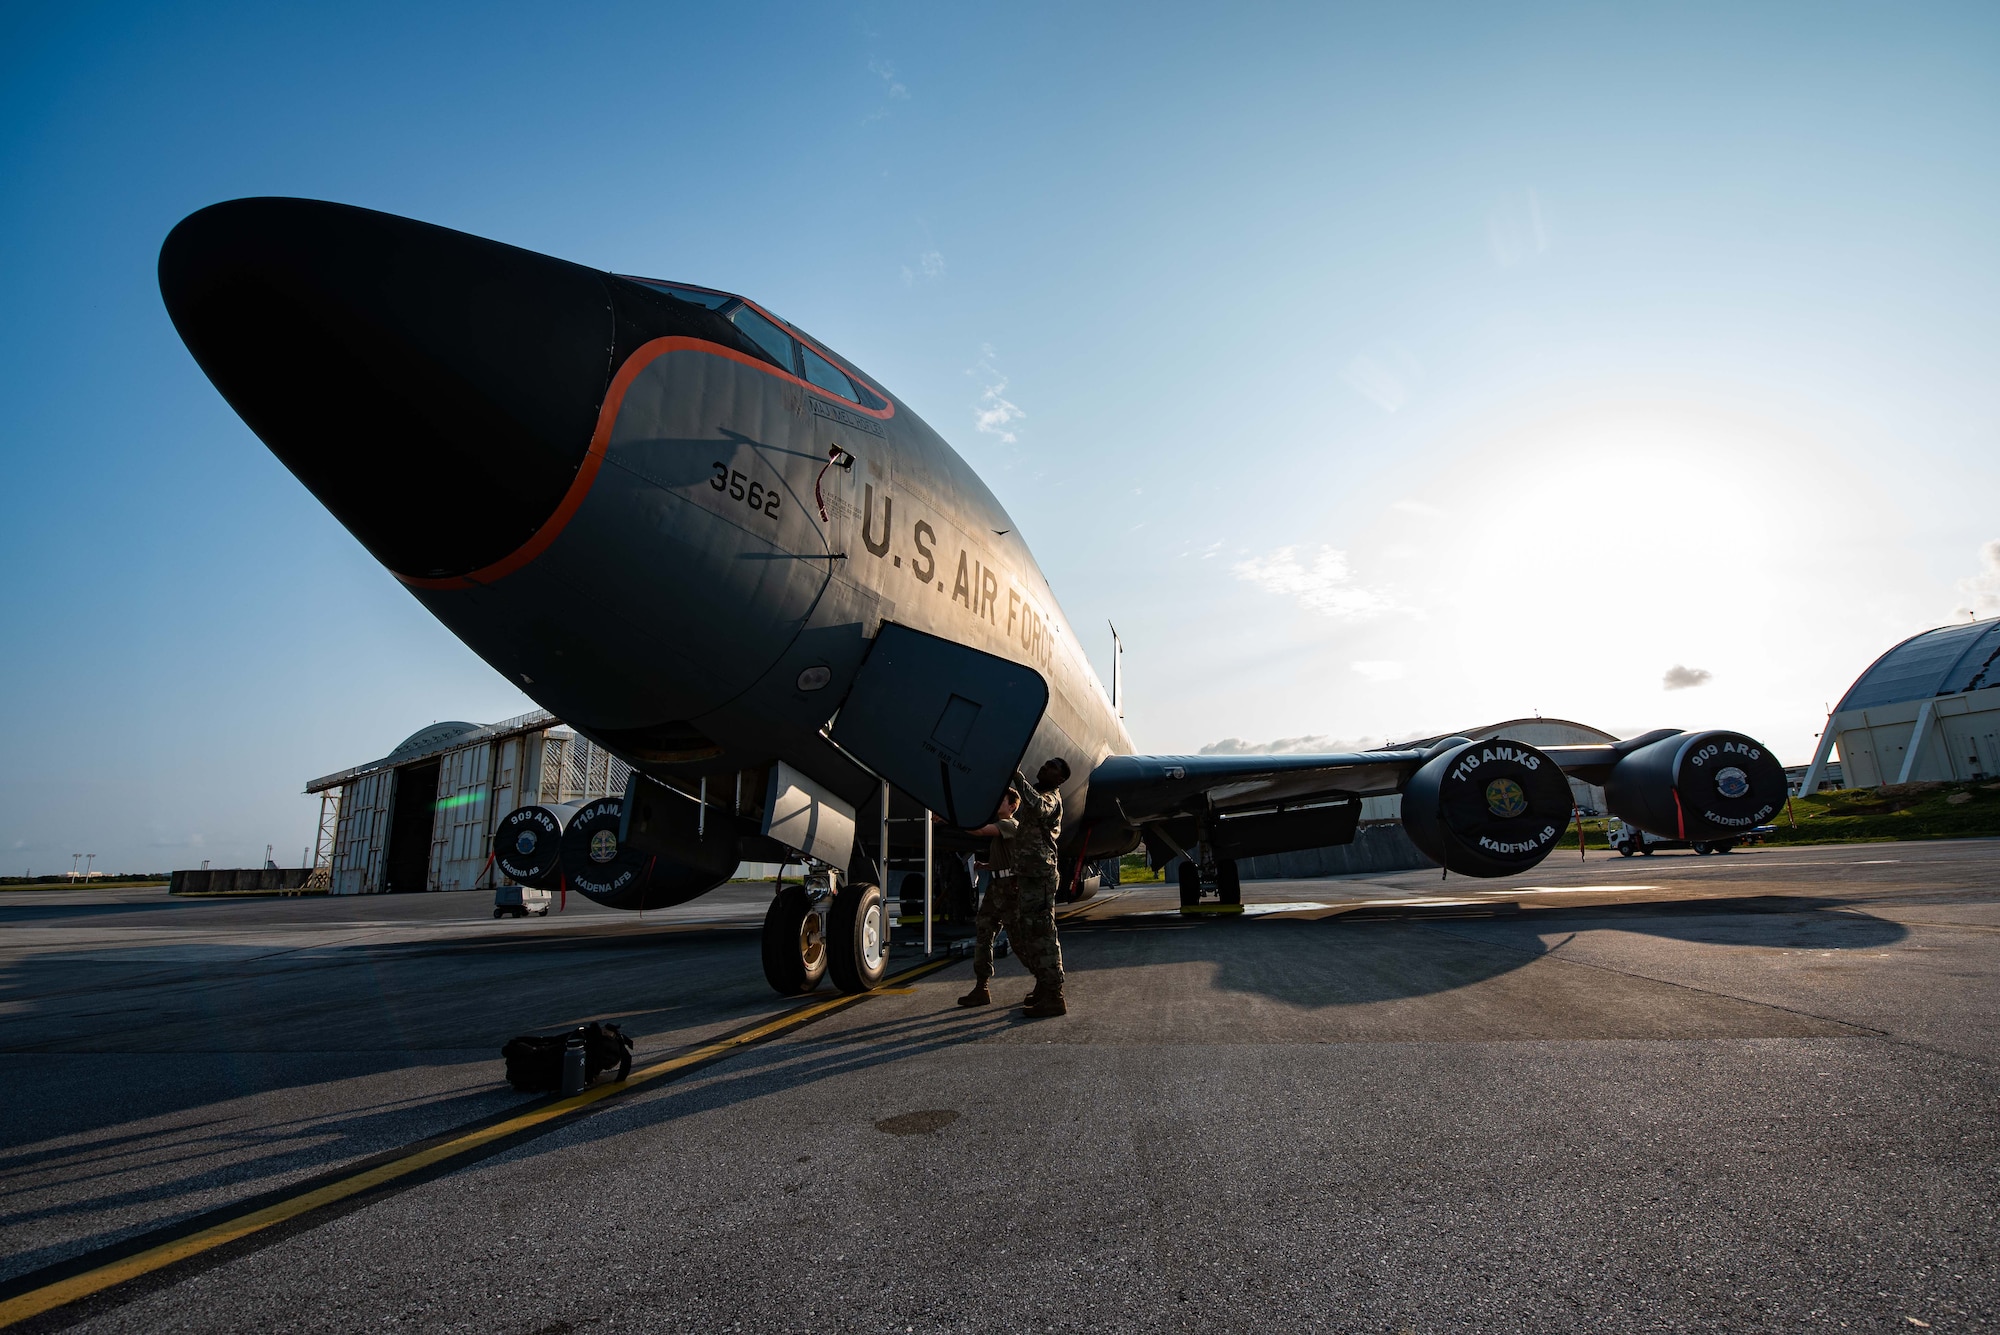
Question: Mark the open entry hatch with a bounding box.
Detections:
[830,622,1049,826]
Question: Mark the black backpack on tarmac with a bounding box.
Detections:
[501,1021,634,1092]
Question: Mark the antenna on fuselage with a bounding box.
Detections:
[1109,621,1123,719]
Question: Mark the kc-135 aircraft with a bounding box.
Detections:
[159,198,1788,996]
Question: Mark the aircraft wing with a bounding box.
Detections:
[1086,749,1432,825]
[1085,726,1788,881]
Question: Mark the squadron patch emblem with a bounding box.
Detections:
[1714,766,1751,799]
[1485,777,1528,819]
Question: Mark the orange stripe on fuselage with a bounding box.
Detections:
[396,336,890,591]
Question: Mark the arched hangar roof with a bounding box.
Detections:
[386,721,482,763]
[1836,619,2000,713]
[1397,718,1619,749]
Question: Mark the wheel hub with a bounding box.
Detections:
[860,902,884,972]
[799,911,825,969]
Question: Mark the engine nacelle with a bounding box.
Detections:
[559,783,738,911]
[492,801,581,889]
[1604,729,1786,841]
[1402,737,1575,878]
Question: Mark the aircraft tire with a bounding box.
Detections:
[1214,859,1242,906]
[762,886,828,995]
[1177,860,1201,908]
[827,882,890,994]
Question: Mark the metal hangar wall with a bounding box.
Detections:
[305,711,631,894]
[1797,617,2000,793]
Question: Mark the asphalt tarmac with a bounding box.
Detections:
[2,841,1996,1332]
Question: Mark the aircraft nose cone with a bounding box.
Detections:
[159,197,614,580]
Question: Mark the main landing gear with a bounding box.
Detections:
[761,871,889,996]
[761,884,827,994]
[1177,854,1242,909]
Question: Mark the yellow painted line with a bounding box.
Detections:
[0,952,960,1329]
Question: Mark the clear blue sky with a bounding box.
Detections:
[4,1,1997,872]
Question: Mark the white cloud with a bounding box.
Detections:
[1232,545,1398,620]
[1662,664,1713,690]
[1952,539,2000,619]
[868,58,909,100]
[919,248,945,279]
[1389,499,1444,519]
[1199,733,1394,756]
[1351,660,1406,682]
[970,344,1024,444]
[900,265,915,286]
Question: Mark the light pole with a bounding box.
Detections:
[84,853,96,881]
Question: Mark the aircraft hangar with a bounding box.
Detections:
[1796,616,2000,794]
[306,712,631,894]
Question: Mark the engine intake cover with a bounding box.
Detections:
[493,801,580,889]
[1402,738,1573,878]
[560,793,732,911]
[1604,730,1786,841]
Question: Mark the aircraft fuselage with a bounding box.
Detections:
[405,300,1134,829]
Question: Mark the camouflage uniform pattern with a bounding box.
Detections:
[972,816,1019,981]
[1009,768,1066,989]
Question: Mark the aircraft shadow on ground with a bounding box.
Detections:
[0,901,203,924]
[0,928,778,1156]
[0,997,1025,1280]
[1063,894,1911,1011]
[0,893,1916,1267]
[487,1001,1023,1162]
[0,1078,517,1280]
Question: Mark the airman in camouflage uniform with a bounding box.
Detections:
[956,788,1020,1008]
[1010,757,1072,1017]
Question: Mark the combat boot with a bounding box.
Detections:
[957,979,991,1007]
[1021,983,1067,1018]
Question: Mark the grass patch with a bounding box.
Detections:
[1761,780,2000,844]
[1555,818,1616,851]
[1119,852,1165,884]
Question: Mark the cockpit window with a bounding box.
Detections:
[645,283,732,310]
[625,276,888,409]
[800,345,857,401]
[726,304,798,374]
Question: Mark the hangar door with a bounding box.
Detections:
[383,760,441,892]
[332,770,392,894]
